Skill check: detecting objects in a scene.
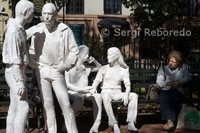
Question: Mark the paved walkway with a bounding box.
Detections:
[1,124,200,133]
[1,113,200,133]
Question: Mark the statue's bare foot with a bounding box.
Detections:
[113,124,120,133]
[89,121,100,133]
[128,122,138,131]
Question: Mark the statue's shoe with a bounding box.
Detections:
[128,122,138,131]
[113,124,120,133]
[89,121,100,133]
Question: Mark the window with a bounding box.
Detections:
[66,0,84,14]
[104,0,122,15]
[183,0,198,16]
[67,24,85,46]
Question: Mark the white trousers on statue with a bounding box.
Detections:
[5,66,29,133]
[39,66,78,133]
[101,89,138,126]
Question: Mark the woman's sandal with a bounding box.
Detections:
[162,120,175,132]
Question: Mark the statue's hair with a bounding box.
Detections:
[42,3,57,15]
[15,0,34,17]
[79,45,89,56]
[108,47,128,69]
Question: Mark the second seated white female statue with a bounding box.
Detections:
[91,47,138,133]
[65,45,102,133]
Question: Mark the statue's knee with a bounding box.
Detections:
[129,93,138,101]
[44,100,54,111]
[62,103,72,111]
[19,102,29,113]
[94,94,102,102]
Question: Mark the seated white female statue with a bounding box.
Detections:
[91,47,138,132]
[65,45,102,133]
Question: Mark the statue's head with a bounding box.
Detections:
[42,3,57,27]
[79,45,89,62]
[107,47,128,69]
[15,0,34,23]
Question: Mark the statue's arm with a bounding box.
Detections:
[65,71,84,92]
[5,30,25,96]
[89,56,102,72]
[122,69,131,106]
[91,67,104,93]
[57,29,79,72]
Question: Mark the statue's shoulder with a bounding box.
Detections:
[33,23,46,31]
[57,22,69,32]
[6,19,19,33]
[98,65,109,73]
[101,65,109,70]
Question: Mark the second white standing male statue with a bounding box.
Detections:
[26,3,78,133]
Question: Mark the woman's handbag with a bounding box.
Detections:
[146,84,160,100]
[146,65,165,100]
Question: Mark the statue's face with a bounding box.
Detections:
[107,49,118,64]
[80,49,89,62]
[42,5,56,26]
[24,10,34,23]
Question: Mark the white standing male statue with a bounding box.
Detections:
[26,3,78,133]
[65,45,102,133]
[2,0,34,132]
[91,47,138,133]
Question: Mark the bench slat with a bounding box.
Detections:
[130,76,156,81]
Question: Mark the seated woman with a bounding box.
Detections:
[91,47,138,133]
[65,45,102,133]
[156,50,191,131]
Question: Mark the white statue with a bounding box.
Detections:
[2,0,34,132]
[26,3,78,133]
[65,45,102,133]
[91,47,138,133]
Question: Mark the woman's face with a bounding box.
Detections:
[169,57,179,69]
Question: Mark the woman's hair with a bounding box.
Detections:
[168,50,183,65]
[15,0,34,17]
[108,47,128,69]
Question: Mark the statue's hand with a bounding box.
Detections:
[82,86,93,93]
[88,56,95,63]
[90,88,97,94]
[17,82,26,100]
[122,95,129,106]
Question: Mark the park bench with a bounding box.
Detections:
[129,66,200,111]
[106,64,200,117]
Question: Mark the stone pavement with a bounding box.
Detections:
[1,113,200,133]
[1,124,200,133]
